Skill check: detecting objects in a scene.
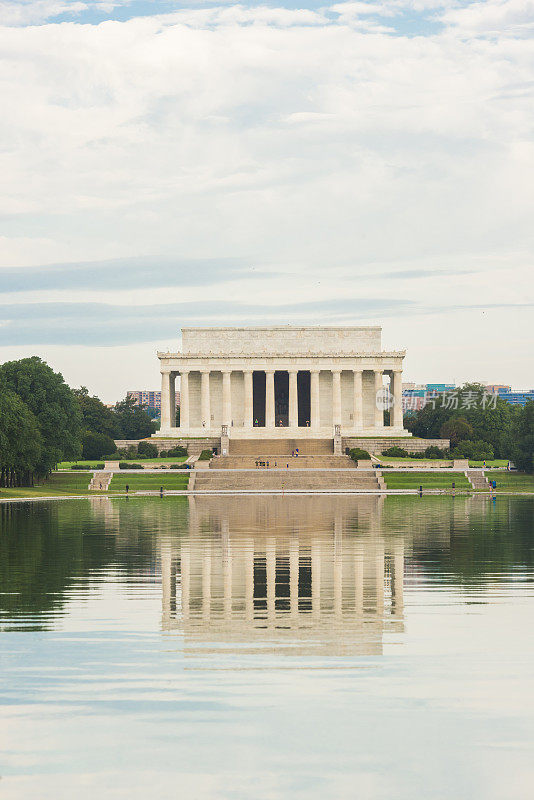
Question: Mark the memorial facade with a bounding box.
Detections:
[156,326,409,441]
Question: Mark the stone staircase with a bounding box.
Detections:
[193,469,381,492]
[210,455,356,470]
[89,471,112,491]
[228,438,334,455]
[466,470,490,491]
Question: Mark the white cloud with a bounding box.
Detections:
[441,0,534,35]
[0,4,532,390]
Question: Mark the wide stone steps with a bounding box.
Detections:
[228,439,334,455]
[89,471,112,490]
[211,455,356,470]
[466,470,490,491]
[194,469,380,492]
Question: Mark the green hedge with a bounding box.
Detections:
[119,462,144,470]
[71,463,104,470]
[349,447,371,462]
[198,449,213,461]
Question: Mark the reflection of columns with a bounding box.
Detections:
[354,543,363,614]
[266,537,276,625]
[222,518,232,619]
[161,540,172,628]
[160,370,172,429]
[333,513,342,616]
[353,370,363,429]
[201,371,211,429]
[310,370,320,429]
[332,369,342,427]
[222,370,232,427]
[245,539,254,621]
[180,542,190,622]
[290,536,299,617]
[179,371,190,431]
[202,544,211,621]
[375,539,384,615]
[374,370,383,428]
[244,370,253,429]
[265,370,275,428]
[311,539,321,619]
[392,370,403,428]
[392,538,404,616]
[289,371,298,428]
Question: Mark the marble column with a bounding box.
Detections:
[265,370,275,428]
[222,370,232,427]
[353,369,363,429]
[160,370,172,429]
[310,370,320,429]
[374,370,384,428]
[392,538,404,617]
[392,370,403,428]
[179,371,189,431]
[244,370,253,429]
[201,370,211,429]
[332,369,342,428]
[289,370,298,428]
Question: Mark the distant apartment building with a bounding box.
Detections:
[402,382,534,413]
[492,387,534,406]
[127,390,180,416]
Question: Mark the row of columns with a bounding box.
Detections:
[161,368,404,430]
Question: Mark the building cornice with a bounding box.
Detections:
[158,350,405,358]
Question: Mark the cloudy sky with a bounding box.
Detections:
[0,0,532,401]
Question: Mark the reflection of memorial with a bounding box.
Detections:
[161,496,405,656]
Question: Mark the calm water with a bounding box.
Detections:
[1,495,534,799]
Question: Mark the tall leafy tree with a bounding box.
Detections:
[0,385,42,486]
[508,402,534,473]
[73,387,118,438]
[0,357,82,472]
[112,396,155,439]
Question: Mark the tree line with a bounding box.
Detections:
[405,383,534,471]
[0,357,155,487]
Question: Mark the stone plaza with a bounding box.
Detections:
[155,326,411,449]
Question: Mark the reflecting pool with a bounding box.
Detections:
[1,495,534,799]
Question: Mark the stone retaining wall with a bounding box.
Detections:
[343,437,450,454]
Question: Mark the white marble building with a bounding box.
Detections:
[156,326,409,439]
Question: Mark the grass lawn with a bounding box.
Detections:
[109,473,190,492]
[58,461,104,469]
[383,471,471,490]
[378,457,451,466]
[0,472,93,498]
[485,472,534,492]
[469,460,509,468]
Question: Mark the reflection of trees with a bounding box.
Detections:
[0,499,188,623]
[384,495,534,584]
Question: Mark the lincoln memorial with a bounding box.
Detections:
[156,325,410,441]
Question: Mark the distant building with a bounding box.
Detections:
[494,389,534,406]
[485,384,511,394]
[127,390,180,417]
[402,383,456,413]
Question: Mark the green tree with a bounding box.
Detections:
[440,417,473,447]
[0,357,82,472]
[82,431,117,460]
[508,402,534,473]
[73,387,118,438]
[112,396,155,439]
[0,385,42,486]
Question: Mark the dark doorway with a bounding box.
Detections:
[253,556,267,613]
[297,371,311,427]
[298,555,312,611]
[253,371,266,426]
[274,371,289,426]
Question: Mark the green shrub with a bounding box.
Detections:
[71,464,103,470]
[82,431,117,460]
[167,445,188,457]
[424,445,448,459]
[119,462,144,469]
[170,463,187,469]
[137,441,158,458]
[349,447,371,463]
[452,440,494,460]
[198,449,213,460]
[381,446,410,457]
